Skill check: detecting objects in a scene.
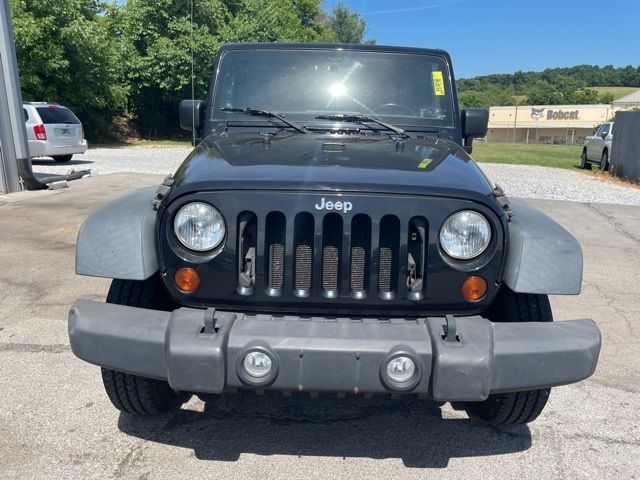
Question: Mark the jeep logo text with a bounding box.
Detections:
[314,197,353,213]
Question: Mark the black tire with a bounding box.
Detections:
[580,149,591,169]
[52,154,73,163]
[600,150,609,172]
[105,274,178,311]
[101,276,190,415]
[462,288,552,426]
[101,368,189,415]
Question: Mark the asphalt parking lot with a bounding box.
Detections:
[1,167,639,479]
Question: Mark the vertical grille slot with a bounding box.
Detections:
[294,213,314,297]
[321,213,342,298]
[265,212,286,296]
[378,215,400,300]
[350,214,371,298]
[407,217,427,301]
[237,212,257,295]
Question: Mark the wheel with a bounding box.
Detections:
[462,287,552,426]
[580,149,591,169]
[101,276,191,415]
[600,150,609,172]
[52,154,73,163]
[101,369,190,416]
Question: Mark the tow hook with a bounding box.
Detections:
[443,314,461,343]
[203,307,217,334]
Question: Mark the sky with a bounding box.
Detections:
[324,0,640,78]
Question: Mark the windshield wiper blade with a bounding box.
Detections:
[222,107,309,134]
[315,114,411,138]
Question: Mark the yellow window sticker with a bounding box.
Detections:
[417,158,432,169]
[432,71,445,96]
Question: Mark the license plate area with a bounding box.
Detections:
[55,127,74,137]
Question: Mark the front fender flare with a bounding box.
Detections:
[75,186,159,280]
[504,199,582,295]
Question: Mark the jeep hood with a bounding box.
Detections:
[170,132,496,206]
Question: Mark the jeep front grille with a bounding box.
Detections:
[237,210,428,301]
[378,215,400,299]
[349,214,371,295]
[321,214,342,296]
[265,212,286,294]
[293,213,314,292]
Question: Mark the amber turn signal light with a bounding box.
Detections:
[462,275,487,301]
[175,267,200,293]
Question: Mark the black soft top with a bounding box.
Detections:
[217,42,452,62]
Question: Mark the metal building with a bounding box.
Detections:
[487,95,640,145]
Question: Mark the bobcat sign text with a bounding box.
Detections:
[531,107,580,121]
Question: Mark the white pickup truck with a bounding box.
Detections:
[581,122,613,171]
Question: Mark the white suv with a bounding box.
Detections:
[581,122,613,171]
[23,102,88,163]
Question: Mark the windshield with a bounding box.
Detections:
[212,49,455,129]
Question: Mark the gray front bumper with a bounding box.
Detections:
[68,300,601,401]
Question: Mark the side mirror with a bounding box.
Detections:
[179,99,206,132]
[461,108,489,153]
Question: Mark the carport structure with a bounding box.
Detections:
[0,0,23,193]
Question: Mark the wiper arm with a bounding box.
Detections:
[222,107,309,134]
[315,114,411,138]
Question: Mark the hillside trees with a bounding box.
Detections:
[457,64,640,108]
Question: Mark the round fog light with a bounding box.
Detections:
[386,356,416,383]
[243,351,273,378]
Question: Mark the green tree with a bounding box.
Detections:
[458,91,486,109]
[219,0,336,43]
[328,3,372,44]
[458,86,515,109]
[123,0,355,137]
[9,0,127,141]
[11,0,374,140]
[563,87,599,104]
[525,81,563,105]
[599,92,615,104]
[121,0,227,137]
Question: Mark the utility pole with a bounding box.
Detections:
[0,0,27,194]
[513,100,519,143]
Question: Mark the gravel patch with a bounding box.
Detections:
[31,145,190,177]
[479,163,640,206]
[31,146,640,206]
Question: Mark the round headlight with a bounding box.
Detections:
[386,356,416,383]
[174,202,225,252]
[439,210,491,260]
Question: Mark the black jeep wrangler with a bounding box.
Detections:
[69,43,601,426]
